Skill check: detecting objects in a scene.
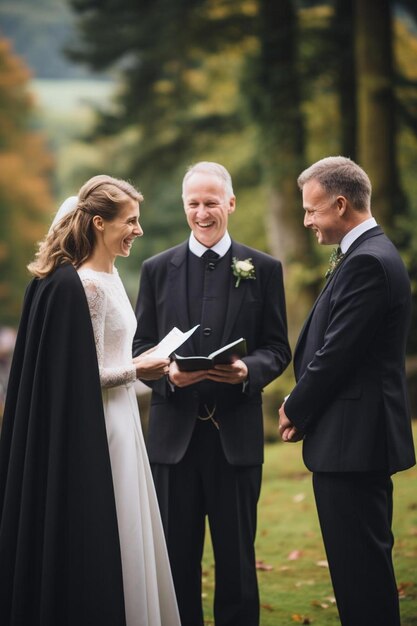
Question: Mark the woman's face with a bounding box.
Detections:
[101,198,143,259]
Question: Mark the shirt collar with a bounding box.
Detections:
[188,231,232,258]
[340,217,377,254]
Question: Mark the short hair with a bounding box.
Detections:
[297,156,372,212]
[182,161,234,199]
[28,175,143,278]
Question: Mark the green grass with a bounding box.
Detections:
[202,423,417,625]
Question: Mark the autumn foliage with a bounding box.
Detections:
[0,37,54,324]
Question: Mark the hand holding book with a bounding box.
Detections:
[174,337,247,372]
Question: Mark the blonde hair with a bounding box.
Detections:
[28,175,143,278]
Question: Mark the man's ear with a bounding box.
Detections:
[228,195,236,214]
[336,195,347,216]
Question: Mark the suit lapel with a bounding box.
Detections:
[167,242,191,331]
[220,242,249,344]
[294,226,384,366]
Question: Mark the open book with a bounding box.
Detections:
[174,337,247,371]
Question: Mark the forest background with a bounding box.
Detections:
[2,2,417,623]
[1,0,417,436]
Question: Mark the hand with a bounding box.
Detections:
[205,359,248,385]
[133,349,170,380]
[167,360,209,388]
[278,402,303,442]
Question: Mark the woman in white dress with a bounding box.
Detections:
[24,175,181,626]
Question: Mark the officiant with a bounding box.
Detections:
[133,161,291,626]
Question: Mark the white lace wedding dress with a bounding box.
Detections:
[78,268,180,626]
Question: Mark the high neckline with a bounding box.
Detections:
[78,267,118,277]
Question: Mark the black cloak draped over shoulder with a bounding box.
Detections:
[0,264,126,626]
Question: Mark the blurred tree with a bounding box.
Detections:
[66,0,246,261]
[66,0,417,328]
[354,0,404,231]
[0,0,97,79]
[253,0,308,263]
[67,1,311,254]
[0,37,54,325]
[242,0,319,339]
[333,0,357,159]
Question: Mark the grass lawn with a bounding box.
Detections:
[202,423,417,625]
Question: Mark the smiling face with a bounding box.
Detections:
[100,198,143,260]
[302,179,345,246]
[183,173,235,248]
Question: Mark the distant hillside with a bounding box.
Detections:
[0,0,103,79]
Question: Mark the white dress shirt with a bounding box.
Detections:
[189,231,232,257]
[340,217,377,254]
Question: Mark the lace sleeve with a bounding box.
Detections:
[81,277,136,388]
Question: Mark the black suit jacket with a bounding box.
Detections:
[285,226,416,474]
[133,240,291,466]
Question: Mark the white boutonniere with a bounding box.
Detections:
[231,257,256,288]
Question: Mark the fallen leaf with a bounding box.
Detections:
[293,493,306,503]
[292,614,312,624]
[261,603,274,612]
[256,560,273,571]
[324,596,336,604]
[311,600,329,609]
[398,581,414,598]
[315,559,329,568]
[288,549,303,560]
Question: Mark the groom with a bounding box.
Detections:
[279,156,416,626]
[134,161,291,626]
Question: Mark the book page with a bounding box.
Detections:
[209,337,246,359]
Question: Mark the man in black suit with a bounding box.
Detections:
[279,156,416,626]
[134,161,291,626]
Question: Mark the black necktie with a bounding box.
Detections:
[325,246,344,279]
[202,249,219,271]
[202,249,220,260]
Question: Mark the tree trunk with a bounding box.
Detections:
[257,0,316,338]
[354,0,403,231]
[257,0,309,262]
[333,0,357,159]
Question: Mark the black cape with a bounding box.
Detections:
[0,264,126,626]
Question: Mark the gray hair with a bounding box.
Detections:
[182,161,234,199]
[297,156,372,212]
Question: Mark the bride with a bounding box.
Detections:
[0,175,180,626]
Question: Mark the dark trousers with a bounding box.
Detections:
[152,419,262,626]
[313,471,400,626]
